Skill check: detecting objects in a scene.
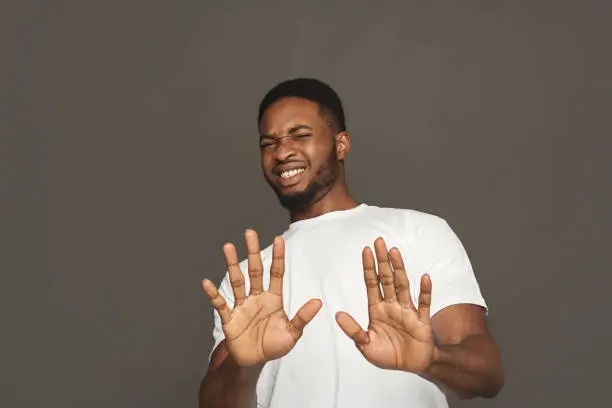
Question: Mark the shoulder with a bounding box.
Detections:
[363,205,463,257]
[364,204,452,236]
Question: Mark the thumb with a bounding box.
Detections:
[335,311,370,346]
[288,298,322,339]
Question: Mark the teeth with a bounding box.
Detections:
[280,168,305,179]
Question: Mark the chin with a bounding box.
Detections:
[269,178,308,199]
[276,188,318,210]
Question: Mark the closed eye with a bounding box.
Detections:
[259,138,276,148]
[259,132,312,149]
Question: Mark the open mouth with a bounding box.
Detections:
[277,167,306,187]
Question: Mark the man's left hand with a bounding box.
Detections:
[336,237,435,374]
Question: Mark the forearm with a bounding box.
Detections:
[199,353,263,408]
[423,334,504,399]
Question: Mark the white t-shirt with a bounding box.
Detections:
[210,204,487,408]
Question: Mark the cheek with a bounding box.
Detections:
[302,142,323,162]
[308,143,334,166]
[261,154,277,177]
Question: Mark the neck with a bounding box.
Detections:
[288,181,359,223]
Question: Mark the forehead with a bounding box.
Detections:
[259,97,325,134]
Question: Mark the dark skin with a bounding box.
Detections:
[199,97,504,408]
[258,97,359,221]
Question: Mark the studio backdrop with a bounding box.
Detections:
[2,1,611,407]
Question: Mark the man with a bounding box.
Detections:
[199,78,504,408]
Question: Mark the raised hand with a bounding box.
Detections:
[335,237,435,374]
[202,230,322,367]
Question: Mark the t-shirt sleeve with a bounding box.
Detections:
[209,272,235,360]
[420,216,487,318]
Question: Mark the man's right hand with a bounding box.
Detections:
[202,230,322,367]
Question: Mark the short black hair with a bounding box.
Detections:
[257,78,346,132]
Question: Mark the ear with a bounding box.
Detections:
[335,132,351,160]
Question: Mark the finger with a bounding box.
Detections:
[389,248,415,309]
[417,274,432,321]
[202,279,232,324]
[268,236,285,296]
[288,298,322,339]
[335,311,370,347]
[222,243,247,306]
[362,247,382,306]
[245,229,264,295]
[374,238,396,302]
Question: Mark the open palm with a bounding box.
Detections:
[336,238,435,374]
[202,230,321,367]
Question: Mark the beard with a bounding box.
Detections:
[268,145,340,210]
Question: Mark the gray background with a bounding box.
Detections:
[2,1,611,407]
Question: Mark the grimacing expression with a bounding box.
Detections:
[258,97,342,209]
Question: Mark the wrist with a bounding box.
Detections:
[421,345,442,378]
[230,355,264,371]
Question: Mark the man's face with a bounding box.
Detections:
[259,97,341,210]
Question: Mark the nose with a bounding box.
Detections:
[273,137,297,162]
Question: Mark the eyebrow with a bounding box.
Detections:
[259,124,313,140]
